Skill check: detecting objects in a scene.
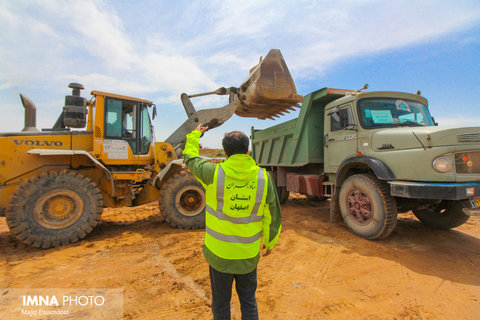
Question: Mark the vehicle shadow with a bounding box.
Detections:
[282,198,480,286]
[0,215,202,263]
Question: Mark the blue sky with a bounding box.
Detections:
[1,0,480,148]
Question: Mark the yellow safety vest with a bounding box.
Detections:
[204,163,268,260]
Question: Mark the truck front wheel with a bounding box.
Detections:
[412,201,469,229]
[339,174,397,239]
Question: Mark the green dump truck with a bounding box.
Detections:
[251,86,480,239]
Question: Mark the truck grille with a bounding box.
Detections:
[457,132,480,142]
[455,151,480,174]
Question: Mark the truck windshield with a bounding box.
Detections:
[358,98,434,129]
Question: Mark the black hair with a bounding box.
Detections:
[222,131,249,157]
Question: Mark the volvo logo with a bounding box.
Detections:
[13,140,63,147]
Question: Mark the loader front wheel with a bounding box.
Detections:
[6,170,103,248]
[159,170,206,229]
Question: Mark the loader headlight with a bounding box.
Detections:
[433,156,453,173]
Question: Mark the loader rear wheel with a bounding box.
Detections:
[339,174,397,239]
[159,170,205,229]
[5,170,103,248]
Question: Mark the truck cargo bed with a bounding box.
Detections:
[251,87,353,167]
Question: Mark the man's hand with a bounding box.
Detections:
[195,124,207,134]
[262,245,272,257]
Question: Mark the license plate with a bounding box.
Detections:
[471,198,480,208]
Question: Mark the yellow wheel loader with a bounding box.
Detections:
[0,49,302,248]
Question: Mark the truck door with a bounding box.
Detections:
[324,105,358,173]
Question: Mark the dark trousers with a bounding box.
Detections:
[209,266,259,320]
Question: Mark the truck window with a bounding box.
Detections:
[358,98,434,129]
[330,106,354,131]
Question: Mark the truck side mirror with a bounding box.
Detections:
[339,109,354,129]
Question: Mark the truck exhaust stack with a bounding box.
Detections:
[236,49,303,119]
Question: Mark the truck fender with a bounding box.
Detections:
[152,159,184,188]
[27,149,115,196]
[336,155,395,187]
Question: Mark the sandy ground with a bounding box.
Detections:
[1,194,479,320]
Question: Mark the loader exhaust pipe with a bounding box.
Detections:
[20,93,39,132]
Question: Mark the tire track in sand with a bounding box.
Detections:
[147,242,209,305]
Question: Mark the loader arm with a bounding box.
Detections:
[166,49,303,156]
[165,99,238,156]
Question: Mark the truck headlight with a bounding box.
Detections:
[433,157,452,173]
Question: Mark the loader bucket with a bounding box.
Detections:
[235,49,303,119]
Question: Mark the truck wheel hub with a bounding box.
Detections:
[346,189,373,224]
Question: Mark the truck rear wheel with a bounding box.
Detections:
[306,194,327,201]
[159,170,205,229]
[5,170,103,248]
[412,201,469,229]
[277,186,290,204]
[339,174,397,239]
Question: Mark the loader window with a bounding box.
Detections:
[139,105,153,154]
[105,99,123,137]
[105,98,137,153]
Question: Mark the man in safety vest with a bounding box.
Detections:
[183,124,282,320]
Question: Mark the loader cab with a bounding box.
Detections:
[92,91,155,165]
[104,98,153,155]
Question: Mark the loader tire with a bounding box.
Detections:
[339,174,397,239]
[6,170,103,248]
[413,200,469,229]
[159,170,205,229]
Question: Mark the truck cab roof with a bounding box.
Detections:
[323,90,428,111]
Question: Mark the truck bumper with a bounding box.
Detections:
[389,181,480,201]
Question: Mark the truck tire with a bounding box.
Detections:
[159,170,205,229]
[277,186,290,204]
[306,194,327,201]
[5,170,103,248]
[412,201,469,229]
[339,174,397,239]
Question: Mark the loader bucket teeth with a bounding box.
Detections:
[235,49,303,119]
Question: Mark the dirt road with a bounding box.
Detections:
[1,195,479,319]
